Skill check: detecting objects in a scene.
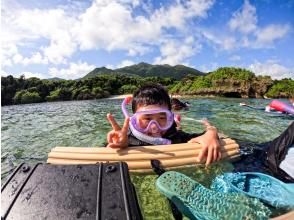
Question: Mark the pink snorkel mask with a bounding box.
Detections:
[121,96,173,145]
[131,109,174,133]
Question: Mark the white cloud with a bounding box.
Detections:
[1,57,13,67]
[2,0,292,77]
[12,52,48,65]
[154,37,201,65]
[185,0,215,18]
[106,59,137,69]
[0,70,47,79]
[48,61,96,79]
[150,0,214,31]
[2,6,78,66]
[228,0,257,34]
[2,0,215,69]
[203,0,291,51]
[116,60,135,68]
[105,64,115,69]
[249,60,294,79]
[75,0,214,56]
[202,30,237,50]
[1,70,9,77]
[1,43,19,67]
[21,72,48,79]
[255,24,291,46]
[199,62,219,72]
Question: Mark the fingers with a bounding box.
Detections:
[197,145,207,162]
[121,117,130,136]
[218,151,222,161]
[206,147,213,166]
[107,131,112,143]
[107,113,121,131]
[213,147,218,162]
[107,143,123,148]
[107,131,118,144]
[107,116,129,149]
[119,117,129,146]
[197,144,221,166]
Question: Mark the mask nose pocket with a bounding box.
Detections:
[149,121,160,133]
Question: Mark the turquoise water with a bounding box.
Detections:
[1,98,293,218]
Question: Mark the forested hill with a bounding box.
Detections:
[83,62,204,80]
[84,67,114,79]
[2,67,293,106]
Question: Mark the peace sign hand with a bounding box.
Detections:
[106,113,130,149]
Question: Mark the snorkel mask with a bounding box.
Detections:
[122,96,173,145]
[131,109,174,134]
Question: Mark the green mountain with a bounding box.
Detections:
[46,77,64,81]
[83,67,114,79]
[83,62,205,80]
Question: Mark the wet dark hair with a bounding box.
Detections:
[132,84,171,112]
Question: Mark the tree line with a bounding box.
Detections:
[2,67,293,106]
[1,74,174,105]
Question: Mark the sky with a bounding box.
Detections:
[1,0,294,80]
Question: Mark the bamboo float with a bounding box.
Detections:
[47,139,240,172]
[48,149,238,169]
[48,148,239,167]
[271,211,294,220]
[50,138,236,154]
[48,143,239,161]
[47,151,240,172]
[130,154,241,173]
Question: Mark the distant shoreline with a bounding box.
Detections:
[107,94,184,100]
[107,94,132,99]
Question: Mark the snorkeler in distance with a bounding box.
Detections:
[171,98,190,111]
[239,102,267,110]
[240,100,294,116]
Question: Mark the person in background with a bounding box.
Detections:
[265,105,272,112]
[171,98,189,111]
[106,84,221,165]
[265,122,294,181]
[289,98,294,106]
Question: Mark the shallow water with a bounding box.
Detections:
[1,98,293,218]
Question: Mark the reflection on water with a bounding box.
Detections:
[2,98,292,218]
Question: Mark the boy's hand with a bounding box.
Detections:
[188,128,221,166]
[106,113,130,149]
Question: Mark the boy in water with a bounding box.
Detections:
[106,84,221,165]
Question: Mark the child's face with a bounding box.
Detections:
[135,104,170,137]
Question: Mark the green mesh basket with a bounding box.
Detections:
[156,171,271,220]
